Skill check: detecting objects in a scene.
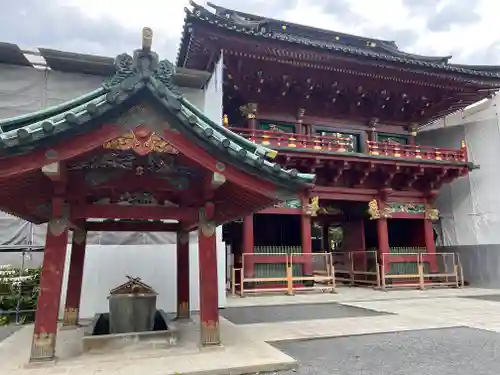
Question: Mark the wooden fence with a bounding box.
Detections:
[230,251,464,295]
[232,252,335,296]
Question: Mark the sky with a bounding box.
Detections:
[1,0,500,65]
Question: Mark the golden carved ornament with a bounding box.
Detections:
[425,207,439,221]
[368,199,392,219]
[303,196,320,216]
[103,125,179,156]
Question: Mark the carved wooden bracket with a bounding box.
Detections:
[239,103,258,119]
[103,125,179,156]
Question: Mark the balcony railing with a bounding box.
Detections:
[231,127,356,152]
[230,128,467,163]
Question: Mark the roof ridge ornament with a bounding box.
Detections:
[103,27,178,94]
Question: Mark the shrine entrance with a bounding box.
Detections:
[0,29,315,362]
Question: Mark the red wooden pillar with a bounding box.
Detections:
[376,218,390,267]
[30,218,69,362]
[176,230,190,319]
[198,208,220,346]
[300,195,313,275]
[242,214,254,277]
[62,228,86,327]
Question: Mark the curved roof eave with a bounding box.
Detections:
[178,2,500,79]
[0,45,315,191]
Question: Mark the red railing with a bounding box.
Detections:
[230,127,355,152]
[230,127,467,163]
[366,141,467,163]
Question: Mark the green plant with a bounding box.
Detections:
[0,264,41,325]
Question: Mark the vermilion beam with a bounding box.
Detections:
[85,220,179,232]
[73,204,197,221]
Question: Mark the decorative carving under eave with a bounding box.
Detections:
[274,199,301,209]
[239,103,258,119]
[303,196,320,216]
[103,125,179,156]
[425,207,439,221]
[48,204,70,236]
[390,202,425,214]
[177,230,189,245]
[199,206,216,237]
[73,228,87,245]
[368,199,392,219]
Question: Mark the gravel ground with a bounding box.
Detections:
[271,327,500,375]
[0,324,20,342]
[220,303,389,325]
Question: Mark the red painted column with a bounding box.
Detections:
[30,219,69,362]
[300,195,313,275]
[242,215,254,278]
[62,228,86,326]
[376,218,390,267]
[198,208,220,346]
[176,230,190,319]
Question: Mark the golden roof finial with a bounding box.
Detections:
[142,27,153,50]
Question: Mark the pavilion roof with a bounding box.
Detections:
[0,33,315,191]
[177,2,500,80]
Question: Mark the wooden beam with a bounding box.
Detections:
[0,124,121,180]
[73,204,197,221]
[85,220,178,232]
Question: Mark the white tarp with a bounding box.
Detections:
[418,105,500,246]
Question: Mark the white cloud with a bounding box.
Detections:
[12,0,500,64]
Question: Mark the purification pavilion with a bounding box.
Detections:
[0,29,314,361]
[177,2,500,283]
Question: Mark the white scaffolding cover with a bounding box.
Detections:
[419,97,500,246]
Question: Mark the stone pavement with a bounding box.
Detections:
[0,324,21,342]
[1,287,500,374]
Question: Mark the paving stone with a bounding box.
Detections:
[220,303,390,325]
[0,324,20,342]
[271,327,500,375]
[463,294,500,303]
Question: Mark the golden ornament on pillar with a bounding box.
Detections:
[425,207,439,221]
[303,196,320,216]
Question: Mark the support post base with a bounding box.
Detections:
[62,307,79,327]
[30,332,56,363]
[200,320,221,346]
[175,301,191,320]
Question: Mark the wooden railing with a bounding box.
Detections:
[230,127,355,152]
[230,127,467,163]
[366,141,467,163]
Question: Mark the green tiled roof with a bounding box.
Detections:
[0,44,315,190]
[177,2,500,80]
